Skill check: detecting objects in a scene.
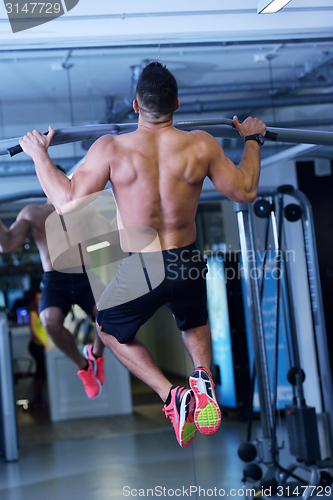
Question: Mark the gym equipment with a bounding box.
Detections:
[1,118,333,157]
[284,203,302,222]
[254,199,274,219]
[236,187,333,499]
[0,310,19,462]
[201,186,333,499]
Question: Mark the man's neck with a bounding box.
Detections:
[137,113,174,131]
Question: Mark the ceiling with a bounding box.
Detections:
[0,0,332,187]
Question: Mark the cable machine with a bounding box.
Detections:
[0,310,19,462]
[201,185,333,499]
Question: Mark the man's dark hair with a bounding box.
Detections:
[136,62,178,120]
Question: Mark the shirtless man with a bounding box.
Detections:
[0,183,105,399]
[19,62,266,447]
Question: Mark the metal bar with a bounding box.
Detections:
[270,205,295,396]
[1,38,333,55]
[0,191,46,204]
[234,203,273,438]
[178,80,333,96]
[176,93,333,115]
[1,119,333,157]
[0,311,18,462]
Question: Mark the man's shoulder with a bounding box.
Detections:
[189,129,215,142]
[89,134,122,158]
[95,134,120,149]
[172,128,215,147]
[182,129,217,156]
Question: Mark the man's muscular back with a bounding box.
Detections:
[44,117,263,253]
[108,126,212,250]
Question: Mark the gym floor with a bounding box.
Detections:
[0,377,332,500]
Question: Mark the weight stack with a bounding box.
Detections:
[285,404,321,463]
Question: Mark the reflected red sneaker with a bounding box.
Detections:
[77,359,101,399]
[83,344,105,385]
[189,367,221,435]
[163,386,197,448]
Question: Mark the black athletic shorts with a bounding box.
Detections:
[39,270,96,319]
[96,242,208,344]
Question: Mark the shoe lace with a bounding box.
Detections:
[82,363,97,386]
[87,370,95,384]
[163,405,175,423]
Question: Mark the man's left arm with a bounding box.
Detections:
[19,127,112,214]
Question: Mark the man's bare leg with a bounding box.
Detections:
[92,327,105,357]
[181,323,212,373]
[97,323,212,401]
[97,323,212,447]
[40,307,87,369]
[97,325,172,402]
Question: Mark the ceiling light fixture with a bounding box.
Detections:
[257,0,292,14]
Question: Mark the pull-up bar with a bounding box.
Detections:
[1,118,333,158]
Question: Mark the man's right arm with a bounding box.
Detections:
[0,207,32,253]
[205,116,266,203]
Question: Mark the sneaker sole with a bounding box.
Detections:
[189,373,221,435]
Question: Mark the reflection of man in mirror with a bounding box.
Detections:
[20,62,265,447]
[0,167,109,400]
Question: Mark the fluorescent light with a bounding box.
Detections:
[86,241,110,253]
[258,0,292,14]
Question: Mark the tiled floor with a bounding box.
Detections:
[1,377,332,500]
[2,413,332,500]
[1,415,258,500]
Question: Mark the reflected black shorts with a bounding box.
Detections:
[96,242,208,344]
[39,270,96,319]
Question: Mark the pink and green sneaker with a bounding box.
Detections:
[189,367,221,435]
[163,386,197,448]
